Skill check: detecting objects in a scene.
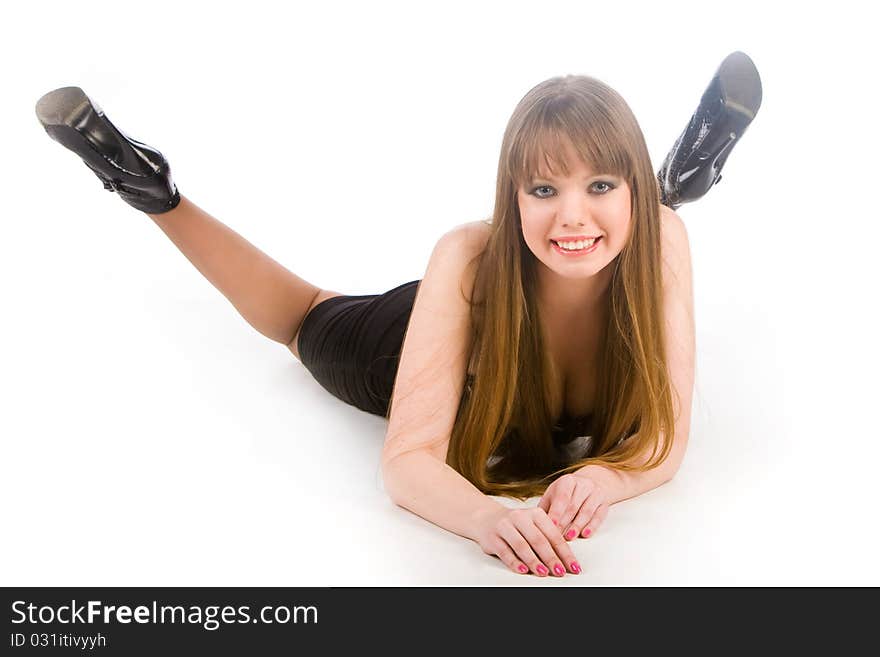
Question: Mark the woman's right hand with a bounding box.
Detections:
[474,506,582,577]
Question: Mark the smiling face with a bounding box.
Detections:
[517,140,632,312]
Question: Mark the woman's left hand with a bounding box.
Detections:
[537,471,609,541]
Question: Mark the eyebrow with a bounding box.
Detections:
[531,172,614,181]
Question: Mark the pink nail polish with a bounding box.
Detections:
[553,564,565,576]
[582,527,592,538]
[518,564,528,573]
[565,529,576,540]
[571,561,581,574]
[536,564,549,576]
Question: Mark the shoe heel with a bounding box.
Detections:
[716,51,763,120]
[35,86,94,129]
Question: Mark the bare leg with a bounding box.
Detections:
[145,194,340,359]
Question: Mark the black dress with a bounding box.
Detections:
[297,279,596,454]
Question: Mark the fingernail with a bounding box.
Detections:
[565,529,576,540]
[518,564,528,573]
[582,527,592,538]
[553,564,565,576]
[536,564,549,576]
[552,518,558,526]
[571,561,581,574]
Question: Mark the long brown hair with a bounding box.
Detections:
[410,74,676,500]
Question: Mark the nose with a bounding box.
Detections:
[557,190,593,228]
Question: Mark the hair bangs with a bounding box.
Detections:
[509,95,633,191]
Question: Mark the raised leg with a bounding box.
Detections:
[145,194,341,359]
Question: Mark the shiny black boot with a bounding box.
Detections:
[35,86,181,214]
[657,51,762,210]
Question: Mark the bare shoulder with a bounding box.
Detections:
[446,219,492,258]
[439,220,492,306]
[659,205,690,260]
[658,205,693,303]
[659,203,678,226]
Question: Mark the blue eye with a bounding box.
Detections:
[531,185,553,198]
[529,181,615,198]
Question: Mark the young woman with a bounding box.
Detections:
[35,52,761,578]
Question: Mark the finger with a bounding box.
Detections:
[530,513,580,576]
[492,537,531,575]
[581,502,609,538]
[557,481,590,536]
[521,522,566,577]
[537,492,551,515]
[564,491,602,541]
[537,492,563,529]
[546,479,576,528]
[498,523,546,577]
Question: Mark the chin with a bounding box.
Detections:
[559,267,602,280]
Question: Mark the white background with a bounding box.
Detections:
[1,0,877,586]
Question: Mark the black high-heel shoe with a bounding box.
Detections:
[35,86,181,214]
[657,51,762,210]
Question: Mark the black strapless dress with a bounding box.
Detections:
[552,411,594,446]
[297,278,597,462]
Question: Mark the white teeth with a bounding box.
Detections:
[557,238,597,250]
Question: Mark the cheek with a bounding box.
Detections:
[521,219,550,251]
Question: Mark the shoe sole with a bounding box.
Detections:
[699,52,763,180]
[716,51,762,121]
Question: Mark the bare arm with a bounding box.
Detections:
[380,223,500,538]
[382,451,505,541]
[576,458,675,505]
